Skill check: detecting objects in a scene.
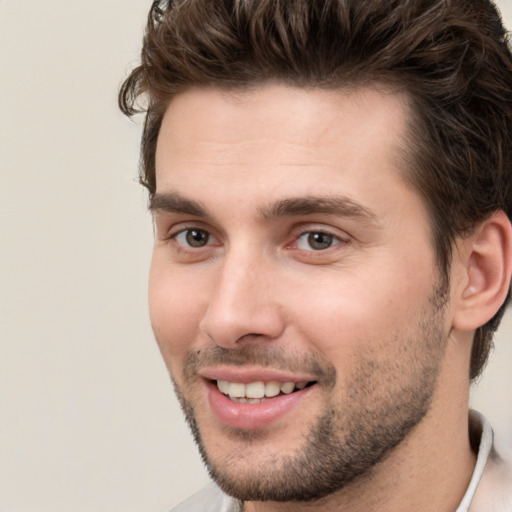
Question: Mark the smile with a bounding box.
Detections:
[216,379,312,403]
[206,378,317,429]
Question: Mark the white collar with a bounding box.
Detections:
[455,410,494,512]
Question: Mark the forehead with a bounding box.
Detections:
[154,84,416,216]
[157,84,409,158]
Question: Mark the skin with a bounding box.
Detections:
[150,84,478,511]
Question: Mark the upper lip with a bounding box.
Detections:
[199,366,317,384]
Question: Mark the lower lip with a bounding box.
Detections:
[205,381,315,430]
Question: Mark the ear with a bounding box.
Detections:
[452,210,512,332]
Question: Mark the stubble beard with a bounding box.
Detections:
[171,286,449,502]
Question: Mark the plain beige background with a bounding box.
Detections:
[0,1,511,510]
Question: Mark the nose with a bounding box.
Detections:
[199,251,286,348]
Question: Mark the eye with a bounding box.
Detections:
[173,228,212,248]
[296,231,341,251]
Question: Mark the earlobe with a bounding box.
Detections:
[453,210,512,332]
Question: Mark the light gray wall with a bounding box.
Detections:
[0,1,511,510]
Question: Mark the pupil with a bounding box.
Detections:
[186,229,209,247]
[308,232,332,250]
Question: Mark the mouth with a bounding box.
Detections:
[199,368,319,429]
[215,379,316,404]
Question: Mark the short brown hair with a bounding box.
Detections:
[119,0,512,379]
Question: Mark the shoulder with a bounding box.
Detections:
[170,482,241,512]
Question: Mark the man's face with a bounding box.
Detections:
[150,85,452,501]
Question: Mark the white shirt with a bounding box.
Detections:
[171,411,512,512]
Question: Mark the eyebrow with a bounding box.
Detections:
[259,195,378,222]
[150,191,378,223]
[150,192,207,217]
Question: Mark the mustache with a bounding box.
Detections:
[182,345,337,387]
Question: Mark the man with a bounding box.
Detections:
[119,0,512,510]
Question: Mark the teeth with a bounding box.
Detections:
[230,397,263,404]
[216,380,310,400]
[245,381,265,399]
[217,380,230,394]
[228,382,245,398]
[280,382,295,394]
[265,381,281,397]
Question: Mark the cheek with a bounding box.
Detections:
[288,263,433,359]
[148,259,207,374]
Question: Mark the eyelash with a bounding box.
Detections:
[293,230,344,251]
[167,226,346,253]
[171,228,217,249]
